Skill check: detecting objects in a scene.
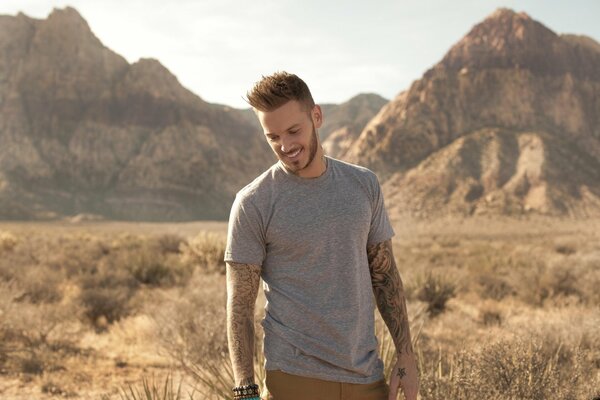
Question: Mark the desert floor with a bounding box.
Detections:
[0,216,598,399]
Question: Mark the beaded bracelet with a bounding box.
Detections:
[232,383,260,400]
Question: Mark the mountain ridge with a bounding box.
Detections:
[345,8,600,218]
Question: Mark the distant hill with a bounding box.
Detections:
[320,93,388,159]
[343,8,600,218]
[0,7,389,221]
[0,7,275,220]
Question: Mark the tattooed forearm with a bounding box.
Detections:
[226,262,262,387]
[367,240,414,356]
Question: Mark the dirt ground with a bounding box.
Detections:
[0,216,598,399]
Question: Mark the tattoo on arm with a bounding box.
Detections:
[226,262,262,387]
[397,367,407,379]
[367,240,414,357]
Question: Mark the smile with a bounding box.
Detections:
[285,148,302,159]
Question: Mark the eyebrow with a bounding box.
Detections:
[265,123,301,136]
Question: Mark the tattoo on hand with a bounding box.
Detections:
[397,367,406,379]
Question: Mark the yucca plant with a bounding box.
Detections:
[116,374,195,400]
[179,328,265,400]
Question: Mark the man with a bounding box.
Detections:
[225,72,418,400]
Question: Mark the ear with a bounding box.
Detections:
[311,105,323,129]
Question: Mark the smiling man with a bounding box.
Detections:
[225,72,418,400]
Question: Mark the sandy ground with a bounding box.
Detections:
[1,217,598,399]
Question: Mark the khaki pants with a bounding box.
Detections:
[262,370,389,400]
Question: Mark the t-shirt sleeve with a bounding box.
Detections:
[367,174,395,246]
[224,193,266,266]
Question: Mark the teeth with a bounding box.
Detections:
[287,148,301,158]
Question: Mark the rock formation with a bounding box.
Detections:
[0,7,273,220]
[345,8,600,218]
[320,93,387,159]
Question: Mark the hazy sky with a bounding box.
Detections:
[1,1,599,108]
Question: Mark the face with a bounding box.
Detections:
[257,100,323,176]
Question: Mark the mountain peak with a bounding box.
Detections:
[439,7,599,80]
[487,7,530,21]
[47,6,87,24]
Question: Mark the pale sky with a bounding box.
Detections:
[1,1,599,108]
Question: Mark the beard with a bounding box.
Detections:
[279,124,319,175]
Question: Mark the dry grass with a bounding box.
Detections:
[0,218,599,399]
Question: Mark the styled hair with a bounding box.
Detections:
[246,71,315,113]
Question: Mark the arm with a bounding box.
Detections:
[367,240,419,400]
[226,261,262,387]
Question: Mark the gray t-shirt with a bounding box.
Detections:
[225,156,395,384]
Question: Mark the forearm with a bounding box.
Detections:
[226,262,261,386]
[367,240,414,357]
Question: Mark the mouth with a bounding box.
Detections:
[283,147,303,160]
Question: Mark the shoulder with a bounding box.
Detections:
[235,162,280,200]
[329,157,380,187]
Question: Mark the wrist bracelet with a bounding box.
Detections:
[232,383,260,400]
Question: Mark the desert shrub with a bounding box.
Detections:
[153,272,228,366]
[44,234,110,278]
[476,275,514,301]
[416,272,457,316]
[471,337,587,399]
[124,249,180,286]
[0,281,81,376]
[478,301,503,326]
[512,260,583,306]
[109,236,192,287]
[153,233,187,254]
[578,255,600,306]
[15,267,64,304]
[78,263,139,330]
[117,374,193,400]
[418,334,597,400]
[554,241,576,255]
[179,232,226,274]
[0,230,19,253]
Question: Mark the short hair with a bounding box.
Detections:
[246,71,315,113]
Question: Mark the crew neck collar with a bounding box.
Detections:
[276,155,332,184]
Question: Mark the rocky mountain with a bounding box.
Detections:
[319,93,387,159]
[345,8,600,218]
[0,7,274,220]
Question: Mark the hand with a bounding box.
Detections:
[388,352,419,400]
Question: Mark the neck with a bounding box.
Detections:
[297,147,327,179]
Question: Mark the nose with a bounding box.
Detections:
[280,136,294,153]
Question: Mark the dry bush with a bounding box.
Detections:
[476,275,515,301]
[510,259,586,307]
[572,252,600,306]
[15,266,65,304]
[418,334,597,400]
[0,230,19,253]
[40,234,110,278]
[116,373,193,400]
[478,301,503,326]
[179,232,226,274]
[0,281,82,376]
[153,272,228,367]
[110,235,193,287]
[554,240,577,255]
[78,261,139,330]
[415,272,457,316]
[153,233,187,254]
